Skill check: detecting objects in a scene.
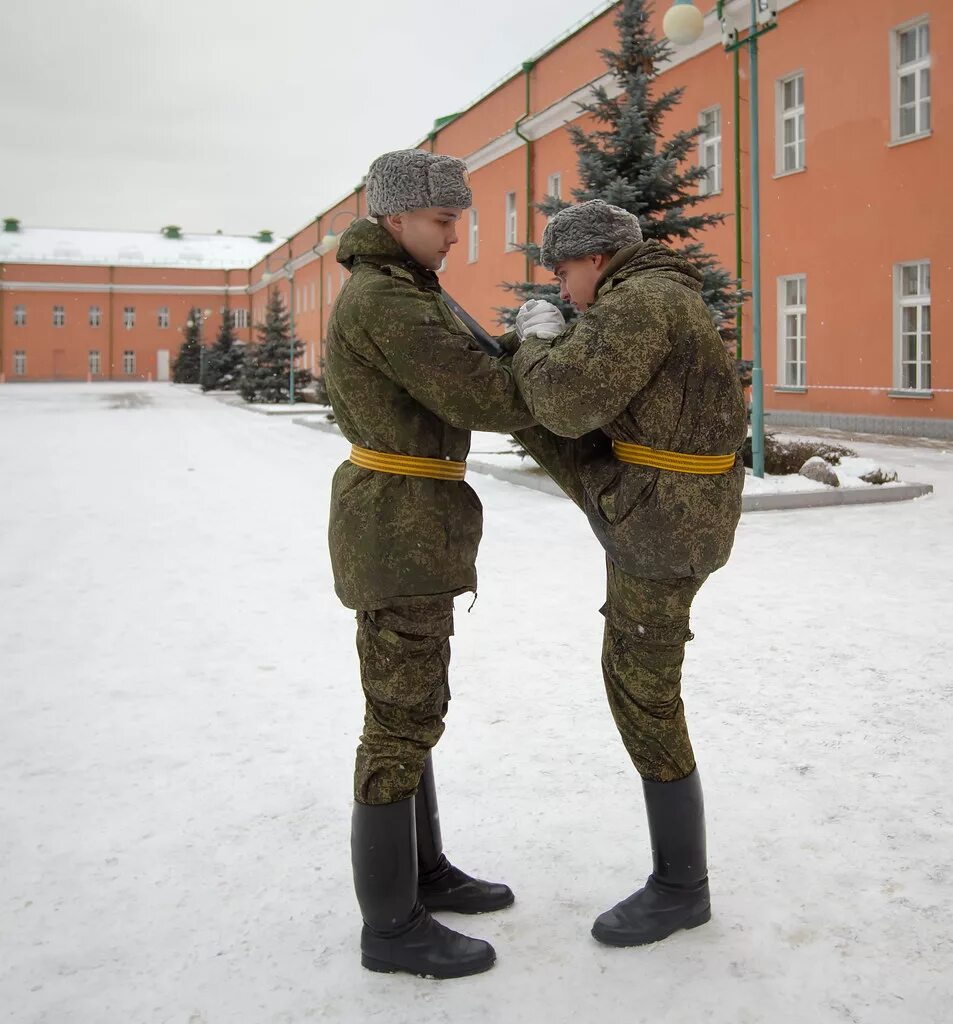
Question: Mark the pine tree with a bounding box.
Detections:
[201,309,244,392]
[172,308,204,384]
[499,0,749,383]
[239,289,312,404]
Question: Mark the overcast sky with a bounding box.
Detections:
[1,0,609,237]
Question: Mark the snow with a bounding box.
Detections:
[0,226,283,270]
[2,384,951,1024]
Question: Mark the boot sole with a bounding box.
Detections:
[361,952,496,979]
[420,892,515,916]
[591,906,711,948]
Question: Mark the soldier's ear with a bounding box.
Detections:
[383,213,404,236]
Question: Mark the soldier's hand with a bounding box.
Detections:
[516,299,566,341]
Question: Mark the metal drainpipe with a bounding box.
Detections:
[108,265,115,380]
[733,45,744,361]
[0,263,6,381]
[514,59,536,282]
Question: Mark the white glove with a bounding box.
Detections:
[516,299,566,341]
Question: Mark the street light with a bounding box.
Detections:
[320,209,360,251]
[662,0,705,45]
[663,0,777,479]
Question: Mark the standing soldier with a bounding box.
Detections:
[511,200,747,947]
[324,150,535,979]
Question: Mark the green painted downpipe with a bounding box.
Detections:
[514,60,537,281]
[733,45,743,361]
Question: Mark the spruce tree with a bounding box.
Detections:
[239,289,312,403]
[201,309,244,391]
[499,0,748,382]
[172,308,204,384]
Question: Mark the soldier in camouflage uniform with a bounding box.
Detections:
[324,150,534,979]
[510,200,747,948]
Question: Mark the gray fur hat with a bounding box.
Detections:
[365,149,472,217]
[539,199,643,269]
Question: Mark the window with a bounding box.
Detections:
[310,282,316,311]
[778,276,807,388]
[232,308,249,329]
[89,305,102,327]
[157,306,169,328]
[547,172,562,201]
[14,350,26,376]
[88,350,101,376]
[53,305,65,327]
[505,191,518,250]
[123,306,135,329]
[895,262,931,391]
[326,273,333,305]
[123,350,136,376]
[699,107,722,195]
[14,304,26,326]
[777,73,805,173]
[893,20,930,141]
[468,208,479,263]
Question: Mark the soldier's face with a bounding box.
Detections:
[383,208,462,271]
[554,253,612,311]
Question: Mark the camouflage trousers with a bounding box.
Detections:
[353,596,453,805]
[515,426,706,783]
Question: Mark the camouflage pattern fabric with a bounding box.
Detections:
[512,240,747,581]
[601,557,705,783]
[354,597,453,805]
[325,217,534,610]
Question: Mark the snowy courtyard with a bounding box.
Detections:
[2,383,951,1024]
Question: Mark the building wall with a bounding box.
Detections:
[3,0,950,434]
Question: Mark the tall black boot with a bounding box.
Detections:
[415,755,515,915]
[352,796,496,978]
[591,767,711,947]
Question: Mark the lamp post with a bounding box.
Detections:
[663,0,778,478]
[186,307,211,386]
[320,209,360,252]
[284,260,296,405]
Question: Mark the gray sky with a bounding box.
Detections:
[1,0,608,237]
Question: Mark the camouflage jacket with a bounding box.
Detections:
[325,218,534,610]
[512,241,747,580]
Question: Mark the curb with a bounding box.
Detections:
[292,418,935,511]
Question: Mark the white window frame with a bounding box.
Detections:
[776,72,805,174]
[13,304,26,327]
[777,275,807,388]
[88,305,102,328]
[52,305,65,328]
[326,272,333,306]
[894,261,931,392]
[232,308,249,329]
[891,18,931,143]
[122,349,136,376]
[547,172,562,201]
[698,106,722,196]
[157,306,170,329]
[123,306,135,330]
[88,350,101,376]
[14,350,26,375]
[310,282,316,311]
[468,208,479,263]
[504,191,518,251]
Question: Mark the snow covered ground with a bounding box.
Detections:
[2,383,951,1024]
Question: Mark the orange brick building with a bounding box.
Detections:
[2,0,949,437]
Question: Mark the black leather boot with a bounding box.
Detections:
[415,755,514,915]
[351,796,496,978]
[591,767,711,947]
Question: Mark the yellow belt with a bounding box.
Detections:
[349,444,466,481]
[612,440,736,476]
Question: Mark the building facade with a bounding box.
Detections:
[2,0,949,436]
